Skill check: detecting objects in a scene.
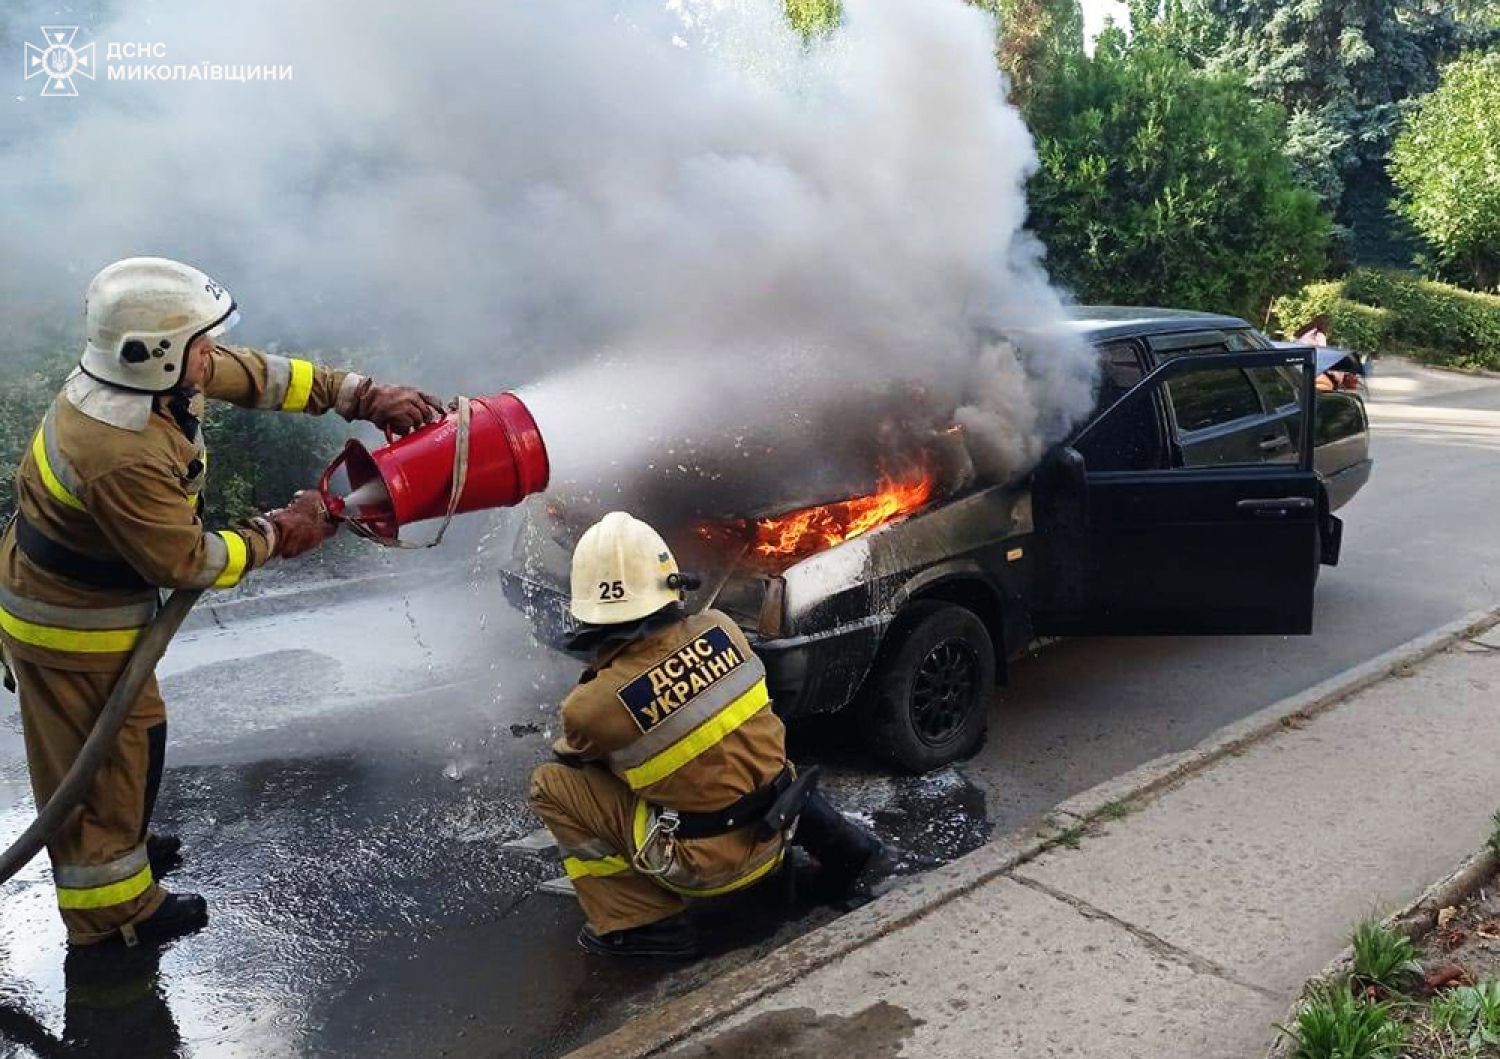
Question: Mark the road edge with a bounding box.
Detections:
[1264,845,1500,1059]
[567,605,1500,1059]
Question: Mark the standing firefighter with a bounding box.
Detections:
[0,257,443,950]
[530,511,885,958]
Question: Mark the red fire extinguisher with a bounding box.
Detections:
[319,392,550,545]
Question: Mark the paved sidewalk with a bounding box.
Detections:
[611,624,1500,1058]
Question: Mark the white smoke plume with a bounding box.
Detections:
[0,0,1096,524]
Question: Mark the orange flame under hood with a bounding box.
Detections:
[745,466,935,564]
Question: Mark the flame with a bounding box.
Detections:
[751,467,934,561]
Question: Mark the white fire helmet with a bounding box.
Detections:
[81,257,240,393]
[570,512,683,626]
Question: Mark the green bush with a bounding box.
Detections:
[1024,38,1333,321]
[1273,269,1500,369]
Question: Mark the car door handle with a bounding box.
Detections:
[1258,434,1292,452]
[1237,496,1315,517]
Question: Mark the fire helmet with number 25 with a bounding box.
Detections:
[570,512,683,626]
[81,256,240,394]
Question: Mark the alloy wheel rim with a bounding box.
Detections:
[910,639,979,747]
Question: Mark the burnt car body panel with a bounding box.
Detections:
[498,308,1372,721]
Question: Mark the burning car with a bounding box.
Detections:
[499,308,1371,772]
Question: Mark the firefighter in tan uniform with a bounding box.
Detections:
[0,256,443,950]
[530,512,885,958]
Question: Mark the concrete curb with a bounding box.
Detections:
[177,566,464,633]
[567,604,1500,1059]
[1265,846,1500,1059]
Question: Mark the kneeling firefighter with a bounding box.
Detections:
[530,511,886,958]
[0,256,444,951]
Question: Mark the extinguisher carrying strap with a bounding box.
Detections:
[344,395,472,550]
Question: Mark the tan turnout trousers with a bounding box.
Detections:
[10,657,168,943]
[529,609,787,934]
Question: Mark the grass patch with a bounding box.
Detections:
[1429,982,1500,1052]
[1280,982,1406,1059]
[1350,919,1423,994]
[1488,809,1500,860]
[1097,800,1133,821]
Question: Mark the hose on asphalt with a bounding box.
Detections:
[0,588,203,887]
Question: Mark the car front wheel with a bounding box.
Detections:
[862,600,995,773]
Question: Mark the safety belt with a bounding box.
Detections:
[662,765,821,841]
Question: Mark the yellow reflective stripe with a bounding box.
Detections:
[30,429,84,511]
[563,855,630,880]
[622,680,771,790]
[212,531,248,589]
[0,605,143,653]
[629,799,783,897]
[56,864,154,910]
[280,358,315,412]
[664,849,784,898]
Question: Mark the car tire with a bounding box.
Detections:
[862,600,995,773]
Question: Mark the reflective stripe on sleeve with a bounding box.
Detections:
[31,424,85,511]
[56,864,155,910]
[281,359,315,412]
[212,531,248,589]
[620,680,771,791]
[258,355,292,409]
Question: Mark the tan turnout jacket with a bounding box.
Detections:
[0,345,359,672]
[552,608,788,896]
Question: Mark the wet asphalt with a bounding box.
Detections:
[2,359,1499,1058]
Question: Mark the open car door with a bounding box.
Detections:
[1031,348,1325,636]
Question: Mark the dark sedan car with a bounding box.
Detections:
[500,308,1372,772]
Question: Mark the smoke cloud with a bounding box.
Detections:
[1,0,1096,526]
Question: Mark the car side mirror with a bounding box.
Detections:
[1036,446,1086,494]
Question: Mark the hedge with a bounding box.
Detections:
[1272,269,1500,370]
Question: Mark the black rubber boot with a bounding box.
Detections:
[122,893,208,948]
[146,834,183,879]
[794,791,891,901]
[577,913,700,959]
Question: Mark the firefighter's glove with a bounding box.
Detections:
[351,380,444,438]
[267,490,338,559]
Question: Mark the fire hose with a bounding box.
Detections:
[0,588,203,887]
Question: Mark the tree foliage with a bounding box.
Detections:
[991,0,1083,106]
[1391,51,1500,292]
[1024,37,1332,319]
[1154,0,1484,264]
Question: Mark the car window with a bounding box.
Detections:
[1166,368,1262,433]
[1224,331,1265,351]
[1076,340,1162,472]
[1248,366,1299,410]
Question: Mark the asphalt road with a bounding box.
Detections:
[2,357,1498,1059]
